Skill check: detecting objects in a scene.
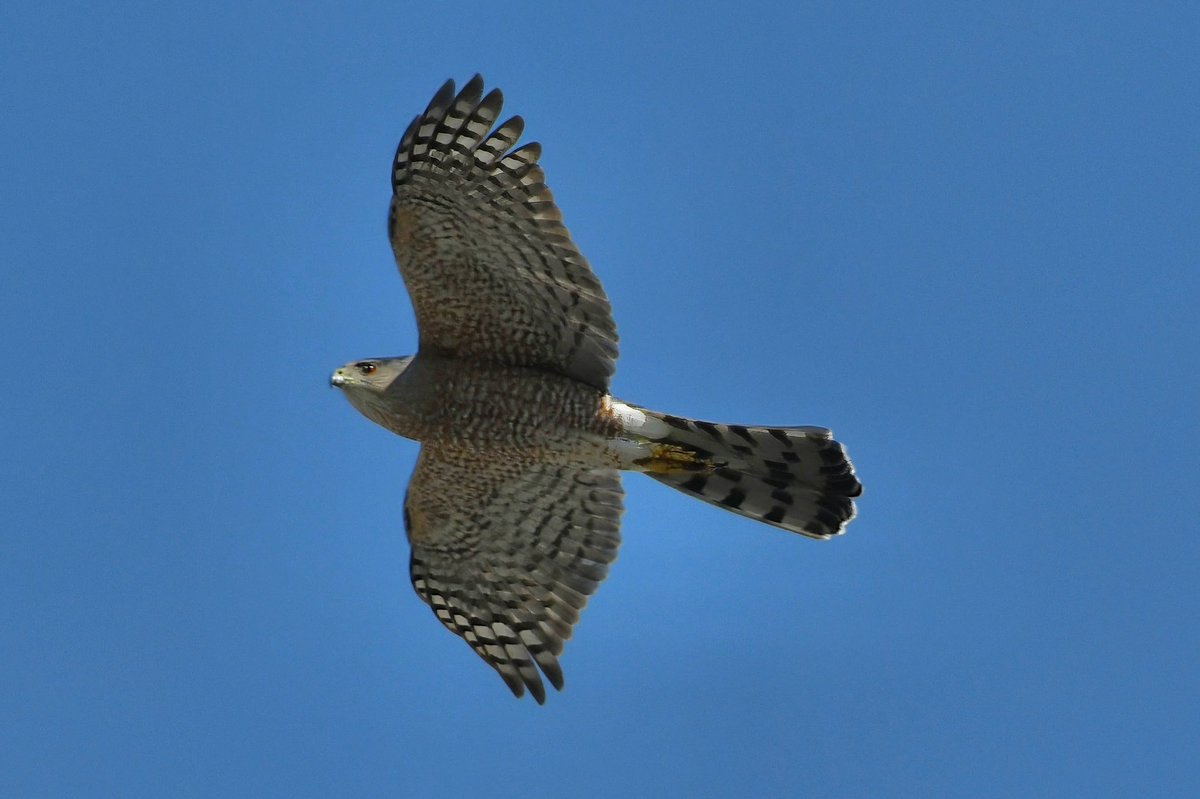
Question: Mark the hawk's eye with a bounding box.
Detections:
[357,362,377,375]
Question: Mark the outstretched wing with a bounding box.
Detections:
[404,447,624,703]
[389,75,619,391]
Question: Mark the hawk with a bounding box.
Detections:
[331,76,863,703]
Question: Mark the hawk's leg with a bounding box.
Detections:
[633,443,725,475]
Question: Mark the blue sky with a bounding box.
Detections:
[3,2,1197,796]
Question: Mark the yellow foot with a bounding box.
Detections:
[635,443,724,475]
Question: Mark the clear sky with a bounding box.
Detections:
[3,2,1197,796]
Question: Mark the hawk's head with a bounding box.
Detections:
[330,356,413,388]
[330,356,414,425]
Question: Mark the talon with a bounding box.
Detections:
[635,443,723,475]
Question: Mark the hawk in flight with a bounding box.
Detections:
[331,76,862,703]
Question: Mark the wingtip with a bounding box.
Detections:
[529,681,547,705]
[429,77,456,110]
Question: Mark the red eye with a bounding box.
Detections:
[357,362,377,375]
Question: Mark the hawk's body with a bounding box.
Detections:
[331,76,863,703]
[350,354,617,460]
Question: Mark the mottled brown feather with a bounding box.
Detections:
[389,76,619,391]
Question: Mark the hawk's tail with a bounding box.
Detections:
[633,408,863,539]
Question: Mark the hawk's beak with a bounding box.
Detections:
[330,371,348,388]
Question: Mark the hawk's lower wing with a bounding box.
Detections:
[388,75,620,392]
[404,447,624,703]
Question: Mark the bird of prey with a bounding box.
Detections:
[331,75,862,703]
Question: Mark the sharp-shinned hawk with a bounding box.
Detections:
[331,75,863,703]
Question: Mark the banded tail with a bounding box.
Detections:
[628,406,863,539]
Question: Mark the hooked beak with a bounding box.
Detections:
[330,370,348,388]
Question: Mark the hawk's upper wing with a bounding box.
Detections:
[404,447,624,703]
[389,76,619,391]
